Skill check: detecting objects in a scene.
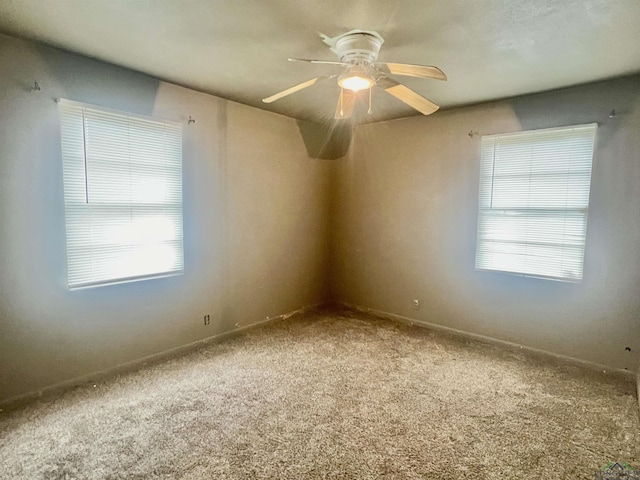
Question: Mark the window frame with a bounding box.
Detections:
[474,123,597,283]
[58,99,184,290]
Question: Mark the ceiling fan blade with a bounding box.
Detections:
[288,58,349,66]
[262,76,331,103]
[334,89,356,119]
[376,76,439,115]
[375,62,447,81]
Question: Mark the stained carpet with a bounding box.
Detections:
[0,307,638,479]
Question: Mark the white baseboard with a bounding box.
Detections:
[0,302,325,410]
[339,302,635,383]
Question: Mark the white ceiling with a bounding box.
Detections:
[0,0,639,124]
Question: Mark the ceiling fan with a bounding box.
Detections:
[262,30,447,120]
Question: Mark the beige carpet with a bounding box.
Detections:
[0,307,638,479]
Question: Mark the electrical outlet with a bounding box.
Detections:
[203,314,210,325]
[412,299,420,310]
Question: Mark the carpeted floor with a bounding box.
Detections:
[0,307,638,479]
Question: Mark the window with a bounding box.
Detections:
[59,100,184,289]
[475,124,597,282]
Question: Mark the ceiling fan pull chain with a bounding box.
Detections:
[368,87,373,114]
[340,88,344,116]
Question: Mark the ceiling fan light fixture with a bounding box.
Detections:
[263,30,446,118]
[338,74,374,92]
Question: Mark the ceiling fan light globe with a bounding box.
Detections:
[338,75,374,92]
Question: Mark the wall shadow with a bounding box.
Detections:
[296,119,352,160]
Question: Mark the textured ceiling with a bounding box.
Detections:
[0,0,639,124]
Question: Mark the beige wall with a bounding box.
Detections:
[0,34,333,403]
[2,31,638,404]
[332,76,640,371]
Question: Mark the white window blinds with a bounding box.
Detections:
[59,99,184,289]
[475,124,597,282]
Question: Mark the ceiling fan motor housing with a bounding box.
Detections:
[335,32,383,64]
